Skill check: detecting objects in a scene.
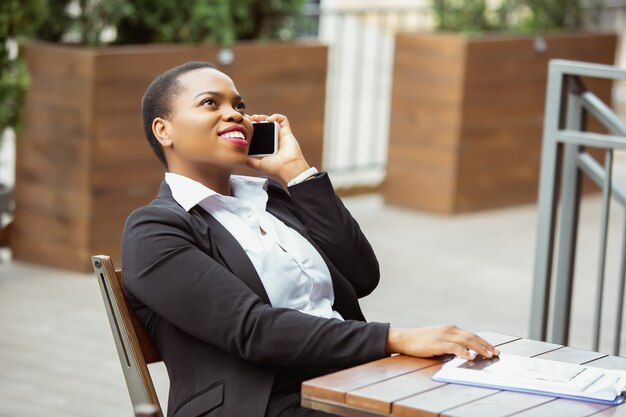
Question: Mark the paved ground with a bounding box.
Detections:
[1,176,625,416]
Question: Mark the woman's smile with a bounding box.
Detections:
[218,125,249,147]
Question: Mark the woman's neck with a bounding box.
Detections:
[168,163,233,196]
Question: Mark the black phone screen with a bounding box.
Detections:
[248,122,277,156]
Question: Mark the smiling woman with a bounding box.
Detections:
[121,61,498,417]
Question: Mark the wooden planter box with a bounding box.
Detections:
[13,41,327,271]
[384,32,617,214]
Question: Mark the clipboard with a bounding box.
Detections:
[432,353,626,405]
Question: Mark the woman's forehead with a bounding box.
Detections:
[177,68,238,95]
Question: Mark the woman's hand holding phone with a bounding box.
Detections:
[246,113,311,185]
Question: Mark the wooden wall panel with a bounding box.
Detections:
[385,144,458,213]
[385,32,617,214]
[13,45,94,270]
[385,34,466,213]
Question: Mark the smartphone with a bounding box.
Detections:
[248,121,278,157]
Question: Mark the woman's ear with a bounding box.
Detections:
[153,117,173,147]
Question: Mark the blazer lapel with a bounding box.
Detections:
[266,198,310,238]
[192,206,272,305]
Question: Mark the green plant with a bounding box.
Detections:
[521,0,583,31]
[432,0,601,33]
[115,0,308,45]
[34,0,134,46]
[0,0,47,138]
[32,0,307,46]
[432,0,493,33]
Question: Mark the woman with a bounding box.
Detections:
[122,61,498,417]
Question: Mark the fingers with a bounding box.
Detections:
[447,327,499,360]
[247,113,291,127]
[473,335,499,358]
[426,325,499,360]
[265,113,291,128]
[247,114,268,122]
[445,343,476,360]
[248,113,294,141]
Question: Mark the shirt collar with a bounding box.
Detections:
[165,172,268,212]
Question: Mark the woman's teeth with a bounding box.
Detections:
[221,131,245,139]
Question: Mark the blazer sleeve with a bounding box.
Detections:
[286,172,380,297]
[122,203,389,369]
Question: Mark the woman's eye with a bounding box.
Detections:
[200,98,216,106]
[235,102,246,111]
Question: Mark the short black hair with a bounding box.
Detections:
[141,61,216,168]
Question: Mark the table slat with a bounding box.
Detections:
[584,355,626,369]
[477,330,521,346]
[507,398,609,417]
[301,397,386,417]
[392,383,499,417]
[534,347,607,364]
[496,339,562,357]
[442,391,555,417]
[301,355,441,403]
[346,364,444,414]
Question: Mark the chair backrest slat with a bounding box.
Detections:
[92,255,163,416]
[114,269,162,364]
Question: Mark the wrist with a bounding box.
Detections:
[386,328,403,354]
[280,160,311,184]
[288,167,318,187]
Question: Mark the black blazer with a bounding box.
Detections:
[121,173,389,417]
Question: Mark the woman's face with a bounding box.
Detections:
[159,68,254,172]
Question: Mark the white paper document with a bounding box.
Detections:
[432,353,626,405]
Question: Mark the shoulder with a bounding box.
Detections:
[126,196,188,228]
[122,193,201,252]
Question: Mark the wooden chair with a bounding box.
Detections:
[92,255,164,417]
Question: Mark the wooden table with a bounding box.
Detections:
[301,331,626,417]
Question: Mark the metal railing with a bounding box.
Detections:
[530,60,626,355]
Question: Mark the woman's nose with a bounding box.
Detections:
[222,108,244,122]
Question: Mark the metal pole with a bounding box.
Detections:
[550,80,585,345]
[613,211,626,355]
[593,149,613,351]
[530,65,565,341]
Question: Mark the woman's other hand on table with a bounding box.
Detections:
[386,325,500,360]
